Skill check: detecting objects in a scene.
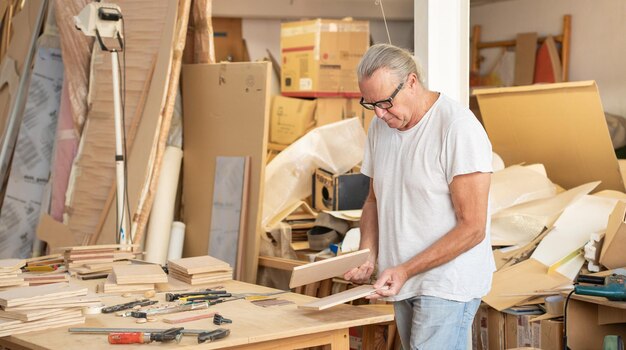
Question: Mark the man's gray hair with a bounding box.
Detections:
[357,43,424,85]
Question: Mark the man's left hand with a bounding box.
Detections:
[368,264,409,299]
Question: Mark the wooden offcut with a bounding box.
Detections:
[289,249,370,288]
[112,264,168,285]
[298,285,377,311]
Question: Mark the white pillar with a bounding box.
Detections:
[414,0,470,106]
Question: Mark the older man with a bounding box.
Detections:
[344,43,495,350]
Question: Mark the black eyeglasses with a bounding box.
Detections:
[360,81,405,110]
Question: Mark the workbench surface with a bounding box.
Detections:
[0,278,393,349]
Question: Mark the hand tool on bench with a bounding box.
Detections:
[69,327,230,344]
[125,300,211,318]
[108,327,184,344]
[102,299,158,313]
[178,294,231,302]
[165,289,228,302]
[213,314,232,325]
[197,328,230,344]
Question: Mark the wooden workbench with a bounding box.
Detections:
[0,278,393,349]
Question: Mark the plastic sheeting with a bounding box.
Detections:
[262,118,366,230]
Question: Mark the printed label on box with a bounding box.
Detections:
[299,78,313,90]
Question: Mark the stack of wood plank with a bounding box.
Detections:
[23,273,69,286]
[100,264,167,294]
[0,259,26,290]
[168,256,232,285]
[0,282,91,336]
[62,245,136,277]
[24,254,65,272]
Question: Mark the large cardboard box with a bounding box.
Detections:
[182,62,272,283]
[316,98,375,131]
[281,19,369,97]
[270,95,316,145]
[600,201,626,269]
[312,168,369,211]
[474,81,625,193]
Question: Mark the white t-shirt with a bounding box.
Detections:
[361,93,495,302]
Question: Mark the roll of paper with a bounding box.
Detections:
[144,146,183,264]
[167,221,185,261]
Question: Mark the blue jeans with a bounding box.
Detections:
[393,295,480,350]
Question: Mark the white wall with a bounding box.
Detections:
[471,0,626,116]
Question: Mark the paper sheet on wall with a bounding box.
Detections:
[0,47,64,258]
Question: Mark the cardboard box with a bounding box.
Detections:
[270,95,316,145]
[315,98,375,131]
[472,303,506,350]
[182,62,272,283]
[281,19,369,97]
[472,304,563,350]
[474,81,625,193]
[567,298,626,350]
[312,168,369,211]
[600,201,626,269]
[539,319,564,350]
[505,314,541,348]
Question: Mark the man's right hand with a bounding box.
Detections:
[343,259,375,284]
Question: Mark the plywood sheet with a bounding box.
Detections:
[64,0,174,243]
[0,282,87,307]
[289,249,370,288]
[0,259,23,271]
[54,0,92,131]
[182,62,272,283]
[475,81,624,193]
[298,285,376,311]
[0,307,77,322]
[168,255,230,275]
[101,273,154,294]
[112,264,167,284]
[0,313,84,337]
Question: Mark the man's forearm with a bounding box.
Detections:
[400,223,485,278]
[359,200,379,259]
